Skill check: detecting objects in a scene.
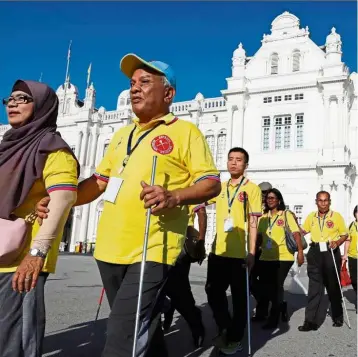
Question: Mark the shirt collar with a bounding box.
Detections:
[315,210,333,218]
[132,113,177,130]
[227,177,249,187]
[268,210,283,218]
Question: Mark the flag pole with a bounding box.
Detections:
[87,62,92,89]
[63,40,72,114]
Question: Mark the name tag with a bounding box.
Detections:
[103,177,124,203]
[319,242,328,252]
[266,238,272,249]
[224,217,234,232]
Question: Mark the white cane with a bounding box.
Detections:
[243,192,252,357]
[132,155,158,357]
[329,244,351,329]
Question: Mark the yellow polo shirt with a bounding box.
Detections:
[0,149,78,274]
[303,210,347,243]
[93,113,219,266]
[348,221,358,259]
[208,178,262,259]
[258,210,300,261]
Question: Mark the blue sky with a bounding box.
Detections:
[0,1,356,124]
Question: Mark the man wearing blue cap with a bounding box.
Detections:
[36,53,220,356]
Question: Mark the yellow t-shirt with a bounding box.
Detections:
[303,210,347,243]
[0,149,78,274]
[258,210,300,261]
[208,178,262,259]
[348,221,358,259]
[93,113,219,266]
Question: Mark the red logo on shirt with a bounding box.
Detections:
[151,135,174,155]
[326,220,334,229]
[237,191,245,202]
[277,219,284,227]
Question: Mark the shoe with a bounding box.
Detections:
[219,341,243,355]
[192,324,205,348]
[280,301,289,322]
[298,321,318,332]
[332,318,343,327]
[212,329,227,348]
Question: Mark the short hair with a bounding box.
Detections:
[354,205,358,217]
[263,188,286,213]
[228,147,249,164]
[316,191,331,200]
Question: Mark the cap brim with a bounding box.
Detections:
[120,53,165,78]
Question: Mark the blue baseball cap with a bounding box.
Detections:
[120,53,176,90]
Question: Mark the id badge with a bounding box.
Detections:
[224,217,234,232]
[319,242,328,252]
[103,177,124,203]
[266,238,272,249]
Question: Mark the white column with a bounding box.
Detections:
[226,105,234,153]
[79,129,90,166]
[323,96,331,148]
[231,105,244,147]
[69,208,79,252]
[75,131,83,159]
[89,130,99,167]
[78,204,91,252]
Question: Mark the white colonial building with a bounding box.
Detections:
[1,11,357,253]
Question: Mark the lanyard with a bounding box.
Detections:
[268,214,279,235]
[121,122,163,171]
[317,213,327,235]
[226,177,245,215]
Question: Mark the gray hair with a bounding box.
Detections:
[162,76,171,88]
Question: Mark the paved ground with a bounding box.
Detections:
[43,255,357,357]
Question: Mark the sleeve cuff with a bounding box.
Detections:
[94,172,109,183]
[193,174,221,183]
[249,212,262,217]
[193,203,206,212]
[47,184,77,193]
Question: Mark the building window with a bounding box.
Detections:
[270,53,279,74]
[292,50,301,72]
[274,96,282,102]
[284,116,292,149]
[103,142,110,156]
[294,205,303,224]
[274,115,291,150]
[296,114,304,148]
[295,93,304,100]
[205,134,215,157]
[263,97,272,103]
[262,117,270,151]
[216,131,227,167]
[205,208,216,254]
[284,95,292,101]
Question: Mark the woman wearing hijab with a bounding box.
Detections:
[257,188,304,329]
[0,80,79,357]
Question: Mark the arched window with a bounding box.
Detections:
[270,53,279,75]
[205,131,215,157]
[292,49,300,72]
[65,98,71,114]
[216,129,227,167]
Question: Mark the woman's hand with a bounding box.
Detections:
[297,250,304,267]
[12,254,45,293]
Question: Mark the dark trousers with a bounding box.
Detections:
[164,250,203,333]
[258,260,293,317]
[96,260,171,357]
[348,257,357,293]
[0,272,48,357]
[305,245,343,324]
[205,253,247,342]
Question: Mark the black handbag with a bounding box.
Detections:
[284,210,308,254]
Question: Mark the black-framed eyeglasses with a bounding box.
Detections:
[2,95,34,106]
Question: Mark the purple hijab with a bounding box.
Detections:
[0,79,79,219]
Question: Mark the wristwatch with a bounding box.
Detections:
[29,248,47,259]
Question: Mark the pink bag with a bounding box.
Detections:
[0,216,28,266]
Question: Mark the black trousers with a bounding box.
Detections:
[96,260,171,357]
[258,260,293,316]
[348,257,357,293]
[305,245,343,324]
[205,253,247,342]
[164,249,203,333]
